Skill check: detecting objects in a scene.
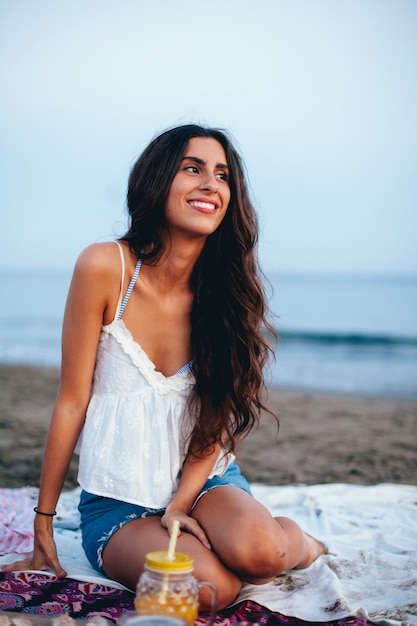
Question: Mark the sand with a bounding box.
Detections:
[0,363,416,489]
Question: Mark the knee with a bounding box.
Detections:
[222,521,289,580]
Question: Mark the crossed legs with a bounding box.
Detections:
[102,486,326,610]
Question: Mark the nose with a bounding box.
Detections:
[199,174,218,194]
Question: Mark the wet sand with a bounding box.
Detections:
[1,364,416,489]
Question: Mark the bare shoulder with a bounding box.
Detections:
[69,242,123,302]
[67,242,125,322]
[72,241,126,285]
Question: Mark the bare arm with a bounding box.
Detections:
[161,441,224,550]
[1,244,119,576]
[37,246,111,511]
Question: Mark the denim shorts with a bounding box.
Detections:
[78,461,252,573]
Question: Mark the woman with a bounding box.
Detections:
[3,125,326,609]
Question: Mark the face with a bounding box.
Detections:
[164,137,231,239]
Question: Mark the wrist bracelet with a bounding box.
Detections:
[34,507,57,517]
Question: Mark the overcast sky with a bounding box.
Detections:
[1,0,416,275]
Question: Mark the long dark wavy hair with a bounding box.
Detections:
[122,124,277,455]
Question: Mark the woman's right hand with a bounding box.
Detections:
[0,522,67,578]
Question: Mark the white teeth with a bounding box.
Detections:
[190,201,216,210]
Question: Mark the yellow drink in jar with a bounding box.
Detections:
[135,552,217,626]
[134,592,198,626]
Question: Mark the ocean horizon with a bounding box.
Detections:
[1,269,416,399]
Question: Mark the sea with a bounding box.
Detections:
[1,270,416,399]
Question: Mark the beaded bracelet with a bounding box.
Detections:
[34,507,57,517]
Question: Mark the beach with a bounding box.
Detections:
[1,363,416,489]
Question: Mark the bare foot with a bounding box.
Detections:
[294,532,328,569]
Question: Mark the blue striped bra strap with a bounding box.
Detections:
[117,255,142,320]
[174,362,192,376]
[113,241,192,375]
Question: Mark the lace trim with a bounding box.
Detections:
[101,320,194,394]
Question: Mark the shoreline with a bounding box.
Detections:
[1,363,416,489]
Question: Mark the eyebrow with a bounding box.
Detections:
[182,156,229,170]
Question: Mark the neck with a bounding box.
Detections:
[145,236,206,292]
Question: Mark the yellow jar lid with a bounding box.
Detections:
[145,551,194,572]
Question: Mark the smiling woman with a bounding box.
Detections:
[164,137,231,238]
[1,124,327,610]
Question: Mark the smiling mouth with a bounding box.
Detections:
[188,200,218,211]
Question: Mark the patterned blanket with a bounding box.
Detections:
[0,572,371,625]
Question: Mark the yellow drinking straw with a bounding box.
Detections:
[167,519,180,560]
[159,519,180,603]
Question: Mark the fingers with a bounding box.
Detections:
[181,517,211,551]
[162,512,211,551]
[48,558,67,579]
[32,549,68,579]
[0,557,34,572]
[0,554,67,579]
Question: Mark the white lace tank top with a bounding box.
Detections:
[77,242,233,508]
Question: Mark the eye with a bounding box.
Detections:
[184,165,199,174]
[216,171,229,182]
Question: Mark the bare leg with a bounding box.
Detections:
[192,486,327,584]
[101,515,242,609]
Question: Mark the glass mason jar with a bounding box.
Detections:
[135,551,218,626]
